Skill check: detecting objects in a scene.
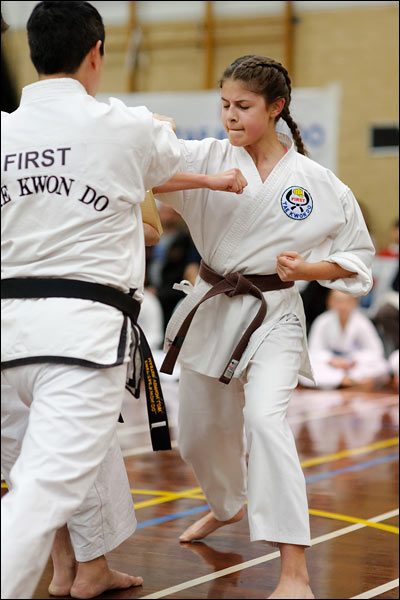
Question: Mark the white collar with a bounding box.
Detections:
[20,78,88,104]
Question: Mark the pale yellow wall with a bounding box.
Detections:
[2,5,398,247]
[1,25,131,94]
[294,5,399,249]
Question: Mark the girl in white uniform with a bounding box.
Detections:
[156,55,374,599]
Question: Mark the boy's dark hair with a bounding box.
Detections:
[27,1,105,74]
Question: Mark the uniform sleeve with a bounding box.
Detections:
[155,138,221,215]
[142,118,182,192]
[317,188,375,296]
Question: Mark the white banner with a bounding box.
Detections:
[98,83,341,171]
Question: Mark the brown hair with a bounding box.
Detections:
[219,55,307,156]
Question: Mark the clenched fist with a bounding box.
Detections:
[207,168,248,194]
[276,251,309,281]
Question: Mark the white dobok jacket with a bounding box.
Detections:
[1,78,181,368]
[158,134,375,381]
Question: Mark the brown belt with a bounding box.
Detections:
[160,261,294,384]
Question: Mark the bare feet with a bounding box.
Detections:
[70,557,143,599]
[48,562,77,596]
[47,527,143,598]
[48,525,77,596]
[179,507,245,543]
[268,581,314,598]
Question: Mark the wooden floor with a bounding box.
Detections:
[12,378,400,599]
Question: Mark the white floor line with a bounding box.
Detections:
[139,509,399,599]
[351,578,399,598]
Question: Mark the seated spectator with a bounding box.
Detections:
[377,219,399,258]
[147,203,201,331]
[372,267,399,357]
[301,290,389,390]
[360,219,398,315]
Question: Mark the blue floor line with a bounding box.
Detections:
[136,452,399,529]
[305,452,399,483]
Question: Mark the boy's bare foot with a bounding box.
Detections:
[69,556,143,599]
[48,562,77,596]
[48,525,77,596]
[47,527,142,598]
[179,507,245,543]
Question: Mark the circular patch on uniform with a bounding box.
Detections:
[281,186,313,220]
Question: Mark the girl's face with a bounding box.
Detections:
[220,79,283,147]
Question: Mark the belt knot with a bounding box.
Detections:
[224,272,253,297]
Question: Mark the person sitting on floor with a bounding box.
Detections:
[301,289,390,390]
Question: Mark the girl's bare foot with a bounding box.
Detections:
[179,507,245,543]
[270,544,314,599]
[268,581,314,598]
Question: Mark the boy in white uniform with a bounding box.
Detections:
[0,223,163,599]
[155,55,375,598]
[0,2,182,598]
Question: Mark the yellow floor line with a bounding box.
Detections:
[130,489,184,496]
[2,438,398,509]
[308,508,399,534]
[129,437,399,507]
[185,494,206,500]
[301,437,398,468]
[133,487,201,509]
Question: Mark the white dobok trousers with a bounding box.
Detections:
[1,362,133,599]
[178,315,311,546]
[1,382,136,563]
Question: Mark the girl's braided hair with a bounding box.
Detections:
[219,55,307,156]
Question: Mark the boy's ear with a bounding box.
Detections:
[89,40,103,68]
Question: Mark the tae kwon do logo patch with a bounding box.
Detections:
[281,186,313,220]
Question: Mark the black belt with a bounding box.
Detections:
[161,261,294,384]
[1,278,171,451]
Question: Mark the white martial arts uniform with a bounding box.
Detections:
[157,133,374,547]
[0,388,136,562]
[304,309,389,389]
[1,78,181,599]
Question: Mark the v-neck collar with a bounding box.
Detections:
[235,133,295,189]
